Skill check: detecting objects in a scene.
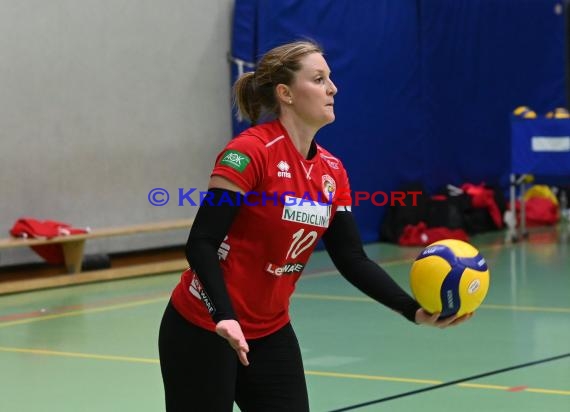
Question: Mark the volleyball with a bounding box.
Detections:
[409,239,490,318]
[513,106,529,116]
[545,107,568,119]
[513,106,537,119]
[553,107,570,119]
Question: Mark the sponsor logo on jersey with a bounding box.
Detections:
[265,261,305,276]
[282,195,331,228]
[322,174,336,200]
[189,271,216,315]
[219,150,251,172]
[277,160,292,178]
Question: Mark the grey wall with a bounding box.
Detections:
[0,0,234,265]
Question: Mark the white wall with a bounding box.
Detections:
[0,0,235,265]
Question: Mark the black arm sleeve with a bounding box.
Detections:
[185,188,241,323]
[322,211,420,323]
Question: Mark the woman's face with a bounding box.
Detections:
[287,53,338,128]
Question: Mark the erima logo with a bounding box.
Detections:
[277,160,291,178]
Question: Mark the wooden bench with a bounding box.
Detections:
[0,218,193,294]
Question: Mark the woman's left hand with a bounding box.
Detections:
[415,308,474,328]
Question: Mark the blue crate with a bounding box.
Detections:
[511,117,570,176]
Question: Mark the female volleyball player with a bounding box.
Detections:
[158,40,472,412]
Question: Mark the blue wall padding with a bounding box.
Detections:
[230,0,565,242]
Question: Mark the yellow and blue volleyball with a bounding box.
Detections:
[545,107,569,119]
[545,107,570,119]
[410,239,490,318]
[553,107,570,119]
[513,106,537,119]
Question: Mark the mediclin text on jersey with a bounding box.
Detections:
[147,188,423,207]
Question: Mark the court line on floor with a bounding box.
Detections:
[277,241,515,281]
[0,256,402,327]
[0,346,158,364]
[2,281,568,329]
[305,371,570,396]
[0,240,558,327]
[327,352,570,411]
[0,345,568,398]
[0,290,172,323]
[293,293,570,313]
[0,296,168,328]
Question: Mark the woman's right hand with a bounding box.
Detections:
[215,319,250,366]
[415,308,474,328]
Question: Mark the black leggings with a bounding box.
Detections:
[158,301,309,412]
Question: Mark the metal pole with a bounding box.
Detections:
[508,173,518,242]
[563,0,570,111]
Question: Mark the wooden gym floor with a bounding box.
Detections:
[0,228,569,411]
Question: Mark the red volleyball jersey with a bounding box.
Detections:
[172,120,352,338]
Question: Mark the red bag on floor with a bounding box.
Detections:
[525,198,559,226]
[10,218,89,264]
[461,183,503,229]
[398,221,469,246]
